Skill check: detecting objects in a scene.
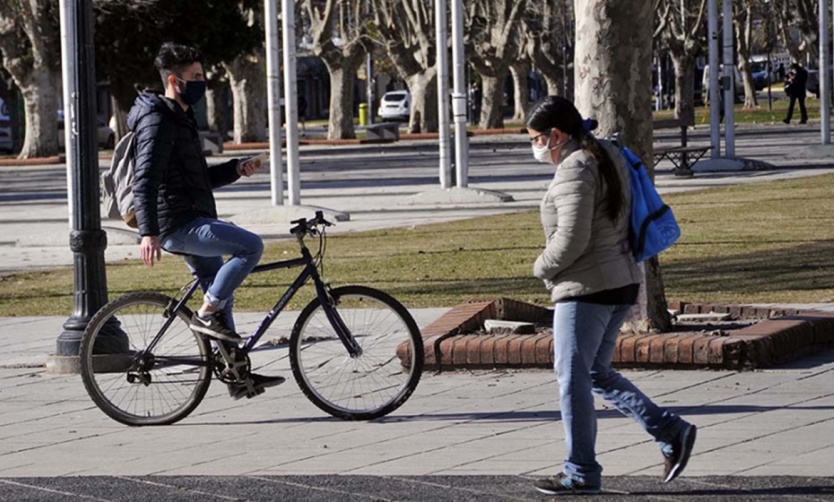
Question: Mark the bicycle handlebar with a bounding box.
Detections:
[290,210,333,237]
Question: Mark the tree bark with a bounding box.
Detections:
[670,53,696,126]
[479,75,506,129]
[225,50,267,143]
[323,56,363,139]
[405,70,438,133]
[574,0,672,332]
[735,0,758,109]
[654,0,707,131]
[543,73,561,96]
[206,77,230,138]
[465,0,526,129]
[0,0,60,159]
[371,0,438,133]
[510,61,531,121]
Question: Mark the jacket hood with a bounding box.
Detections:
[127,91,178,131]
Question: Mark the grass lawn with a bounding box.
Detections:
[2,171,834,316]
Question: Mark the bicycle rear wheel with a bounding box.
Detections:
[289,285,423,420]
[79,292,212,426]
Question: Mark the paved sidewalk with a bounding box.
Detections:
[1,314,833,482]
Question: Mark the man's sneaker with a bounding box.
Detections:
[228,373,286,400]
[663,423,697,483]
[533,473,600,495]
[190,311,242,343]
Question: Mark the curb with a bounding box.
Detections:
[418,299,834,371]
[0,155,64,166]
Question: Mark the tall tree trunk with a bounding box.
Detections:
[0,1,60,159]
[17,70,60,158]
[510,61,531,121]
[206,79,230,138]
[574,0,671,332]
[225,51,267,143]
[671,53,696,126]
[543,73,561,96]
[405,70,438,133]
[323,57,362,139]
[735,1,758,109]
[479,74,506,129]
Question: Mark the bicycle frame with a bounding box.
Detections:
[146,234,362,359]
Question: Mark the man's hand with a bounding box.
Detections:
[237,153,267,177]
[140,235,162,267]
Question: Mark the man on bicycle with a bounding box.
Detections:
[128,42,284,399]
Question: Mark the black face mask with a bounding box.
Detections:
[175,77,206,106]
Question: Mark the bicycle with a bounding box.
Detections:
[79,211,424,426]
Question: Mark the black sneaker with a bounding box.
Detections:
[533,473,600,495]
[228,373,286,400]
[190,311,242,343]
[663,423,697,483]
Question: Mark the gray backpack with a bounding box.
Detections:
[101,131,137,228]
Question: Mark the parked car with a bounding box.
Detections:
[0,98,13,153]
[57,112,116,149]
[377,90,411,121]
[0,117,12,154]
[750,61,769,91]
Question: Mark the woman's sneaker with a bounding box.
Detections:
[533,473,600,495]
[190,311,242,343]
[663,423,697,483]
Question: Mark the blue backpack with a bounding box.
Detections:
[618,146,681,263]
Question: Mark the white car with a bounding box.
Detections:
[57,115,116,150]
[377,90,411,121]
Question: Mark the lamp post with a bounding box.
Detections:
[765,0,773,111]
[56,0,109,360]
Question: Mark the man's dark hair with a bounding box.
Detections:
[154,42,205,87]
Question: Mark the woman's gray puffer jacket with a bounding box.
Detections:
[533,138,641,303]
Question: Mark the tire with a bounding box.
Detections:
[79,292,212,426]
[289,285,423,420]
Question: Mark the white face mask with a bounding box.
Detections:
[531,134,569,164]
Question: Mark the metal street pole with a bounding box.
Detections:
[436,0,452,188]
[820,0,830,144]
[56,0,109,356]
[722,0,735,156]
[450,0,468,187]
[708,0,721,158]
[265,0,284,205]
[282,0,301,204]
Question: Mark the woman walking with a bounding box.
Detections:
[526,96,696,494]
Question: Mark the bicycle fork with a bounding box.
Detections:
[317,281,363,358]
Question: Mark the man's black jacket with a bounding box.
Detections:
[127,91,240,238]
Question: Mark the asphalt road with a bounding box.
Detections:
[2,475,834,501]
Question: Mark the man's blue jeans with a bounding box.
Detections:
[553,300,687,487]
[161,217,263,331]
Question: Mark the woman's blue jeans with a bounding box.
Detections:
[161,217,264,331]
[553,300,686,487]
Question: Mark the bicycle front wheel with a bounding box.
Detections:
[290,285,424,420]
[79,292,212,426]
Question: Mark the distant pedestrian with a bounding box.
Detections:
[783,62,808,124]
[469,82,481,125]
[525,95,697,495]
